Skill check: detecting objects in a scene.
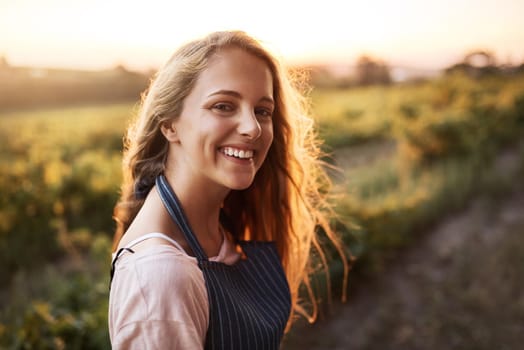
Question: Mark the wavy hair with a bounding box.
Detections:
[112,30,349,327]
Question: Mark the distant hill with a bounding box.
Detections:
[0,63,151,111]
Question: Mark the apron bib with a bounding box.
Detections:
[156,175,291,350]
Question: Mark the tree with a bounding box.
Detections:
[354,55,391,86]
[0,56,9,70]
[445,50,499,77]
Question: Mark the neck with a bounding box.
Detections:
[163,168,229,241]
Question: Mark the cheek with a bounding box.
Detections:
[191,117,229,147]
[257,126,274,166]
[202,116,233,135]
[264,123,274,149]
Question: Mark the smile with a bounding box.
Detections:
[220,147,254,159]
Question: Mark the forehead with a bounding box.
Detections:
[192,47,274,99]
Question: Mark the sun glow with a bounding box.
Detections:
[1,0,523,71]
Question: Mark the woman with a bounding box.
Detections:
[109,30,348,349]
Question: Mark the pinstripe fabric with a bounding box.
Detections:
[156,175,291,350]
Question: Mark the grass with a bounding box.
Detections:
[338,153,479,269]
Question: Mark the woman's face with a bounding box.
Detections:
[167,47,274,191]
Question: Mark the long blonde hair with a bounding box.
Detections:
[113,30,349,326]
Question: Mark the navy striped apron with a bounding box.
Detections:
[156,175,291,350]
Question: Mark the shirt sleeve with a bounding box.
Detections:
[112,320,205,349]
[109,246,209,349]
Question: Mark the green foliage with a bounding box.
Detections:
[311,73,524,161]
[0,235,112,349]
[310,72,524,277]
[311,73,524,279]
[312,86,393,147]
[339,156,479,273]
[0,103,131,285]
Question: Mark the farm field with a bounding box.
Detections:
[1,72,524,348]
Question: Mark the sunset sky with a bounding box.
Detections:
[1,0,523,72]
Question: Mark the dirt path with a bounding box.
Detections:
[282,145,524,350]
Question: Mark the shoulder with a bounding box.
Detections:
[112,244,207,305]
[132,245,206,299]
[109,246,209,342]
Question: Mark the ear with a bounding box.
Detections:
[160,121,179,143]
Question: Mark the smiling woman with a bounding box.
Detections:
[108,30,349,349]
[162,47,275,192]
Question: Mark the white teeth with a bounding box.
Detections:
[222,147,253,159]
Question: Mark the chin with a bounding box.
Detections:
[226,178,255,191]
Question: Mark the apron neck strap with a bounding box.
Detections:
[155,175,208,261]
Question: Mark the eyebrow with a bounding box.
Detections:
[207,89,274,105]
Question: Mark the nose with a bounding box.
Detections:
[238,108,262,140]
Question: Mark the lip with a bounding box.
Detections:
[219,143,256,152]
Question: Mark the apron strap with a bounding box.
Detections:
[155,175,209,261]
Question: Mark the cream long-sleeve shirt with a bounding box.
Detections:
[108,233,241,349]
